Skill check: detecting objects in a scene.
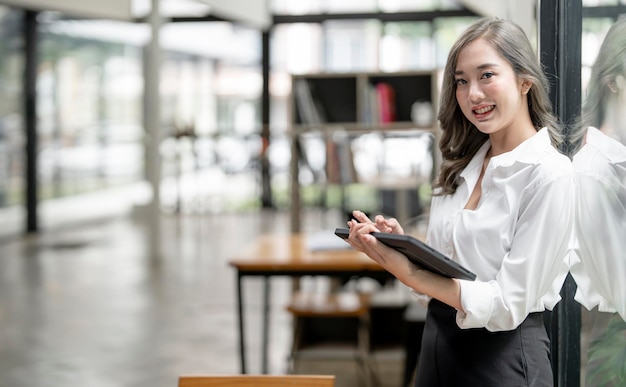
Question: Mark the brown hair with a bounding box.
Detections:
[570,18,626,155]
[434,17,561,195]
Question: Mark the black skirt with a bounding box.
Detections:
[414,299,553,387]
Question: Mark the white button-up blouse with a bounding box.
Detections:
[570,127,626,322]
[424,127,574,331]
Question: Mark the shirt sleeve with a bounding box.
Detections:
[456,172,574,331]
[570,170,626,321]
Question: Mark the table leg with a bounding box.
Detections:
[261,276,270,373]
[236,272,247,374]
[396,187,409,226]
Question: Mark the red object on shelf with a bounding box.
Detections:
[376,83,396,123]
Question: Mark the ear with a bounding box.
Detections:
[615,74,625,90]
[608,75,625,93]
[521,80,532,95]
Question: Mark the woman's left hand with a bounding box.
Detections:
[347,210,462,311]
[346,210,416,281]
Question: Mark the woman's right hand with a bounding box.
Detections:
[351,210,404,235]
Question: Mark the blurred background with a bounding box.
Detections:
[0,1,624,386]
[0,0,617,230]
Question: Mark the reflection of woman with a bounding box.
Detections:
[569,19,626,387]
[346,18,573,386]
[570,18,626,322]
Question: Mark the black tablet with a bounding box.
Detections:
[334,228,476,281]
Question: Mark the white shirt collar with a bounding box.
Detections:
[491,127,552,167]
[460,127,553,182]
[584,126,626,163]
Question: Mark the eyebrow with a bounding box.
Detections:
[454,63,500,75]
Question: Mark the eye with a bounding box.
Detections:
[481,71,495,79]
[454,78,467,86]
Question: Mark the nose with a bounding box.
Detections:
[468,82,484,103]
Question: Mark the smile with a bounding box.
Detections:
[473,105,495,115]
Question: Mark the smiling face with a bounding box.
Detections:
[454,38,534,142]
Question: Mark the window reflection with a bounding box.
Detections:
[570,17,626,387]
[0,8,23,209]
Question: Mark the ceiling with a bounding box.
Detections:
[0,0,271,28]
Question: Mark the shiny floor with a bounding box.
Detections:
[0,203,408,387]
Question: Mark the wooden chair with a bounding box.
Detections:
[286,291,377,387]
[178,374,335,387]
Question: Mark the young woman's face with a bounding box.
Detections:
[454,38,529,137]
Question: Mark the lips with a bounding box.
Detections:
[473,105,495,115]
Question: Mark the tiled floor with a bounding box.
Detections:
[0,200,410,387]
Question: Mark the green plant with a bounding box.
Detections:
[586,315,626,386]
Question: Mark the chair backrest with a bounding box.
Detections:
[178,374,335,387]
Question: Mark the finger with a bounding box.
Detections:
[374,215,387,225]
[385,217,404,234]
[353,221,379,235]
[374,215,392,232]
[352,210,373,224]
[348,221,379,248]
[374,215,396,234]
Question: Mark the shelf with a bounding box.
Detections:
[291,71,437,129]
[289,122,436,134]
[293,75,358,124]
[289,70,440,232]
[366,72,435,123]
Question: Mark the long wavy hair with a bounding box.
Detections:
[570,18,626,155]
[434,17,561,195]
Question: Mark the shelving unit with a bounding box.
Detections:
[289,70,441,232]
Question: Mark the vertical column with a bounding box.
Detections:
[144,0,163,257]
[539,1,582,386]
[260,30,273,208]
[24,10,38,233]
[289,125,301,233]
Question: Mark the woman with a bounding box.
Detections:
[346,18,573,386]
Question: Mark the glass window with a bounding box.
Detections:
[573,13,626,387]
[380,22,435,71]
[272,23,323,74]
[271,0,463,14]
[32,14,266,214]
[433,17,478,67]
[37,16,144,200]
[0,7,24,210]
[323,20,380,72]
[582,0,620,5]
[271,0,324,15]
[379,0,443,12]
[581,18,615,99]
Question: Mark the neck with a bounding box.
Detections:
[489,124,537,156]
[601,97,626,140]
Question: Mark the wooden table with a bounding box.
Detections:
[229,233,389,374]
